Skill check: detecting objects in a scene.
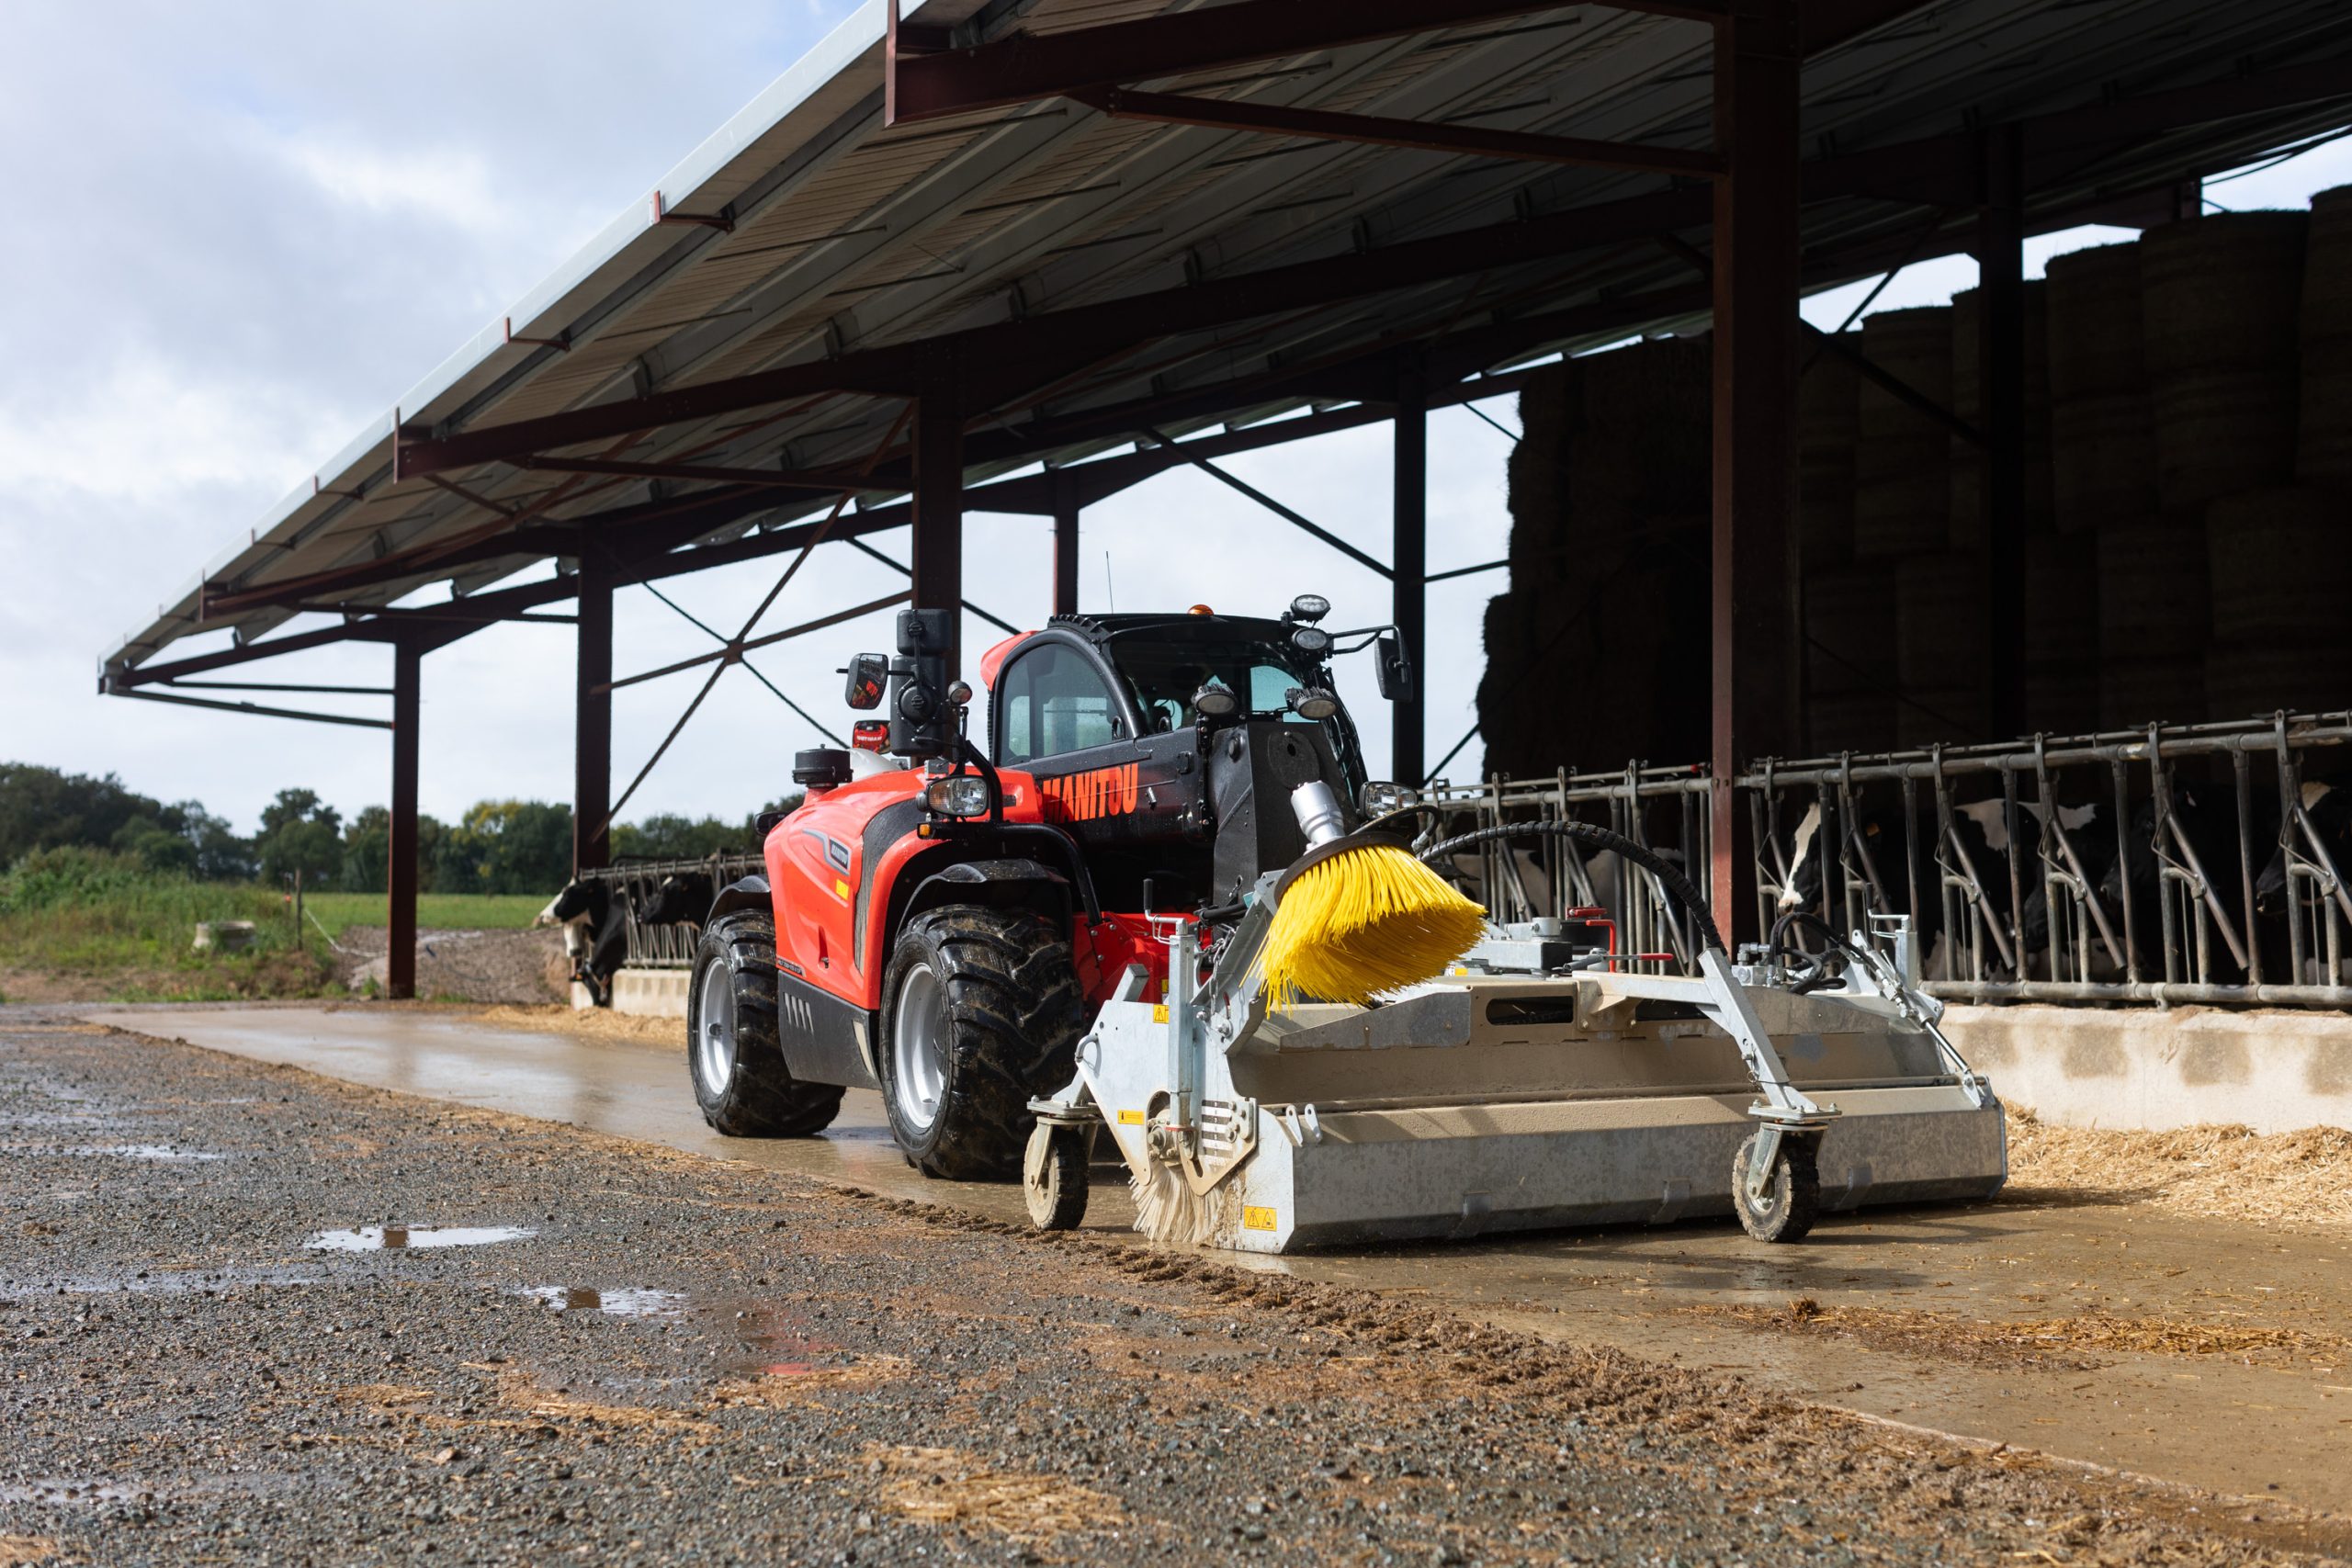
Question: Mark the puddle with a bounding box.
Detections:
[521,1286,686,1318]
[701,1299,843,1375]
[306,1224,536,1252]
[6,1144,225,1162]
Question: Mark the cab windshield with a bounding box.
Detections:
[1107,637,1324,735]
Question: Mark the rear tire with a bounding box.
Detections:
[688,911,844,1138]
[878,906,1085,1180]
[1732,1130,1821,1243]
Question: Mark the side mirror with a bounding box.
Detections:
[843,653,888,710]
[1374,635,1415,704]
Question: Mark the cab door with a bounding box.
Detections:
[992,637,1200,853]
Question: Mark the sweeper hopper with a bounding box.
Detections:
[1023,795,2007,1251]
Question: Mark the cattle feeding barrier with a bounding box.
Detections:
[576,713,2352,1010]
[1424,711,2352,1009]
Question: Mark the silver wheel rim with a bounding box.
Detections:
[891,963,950,1134]
[695,960,737,1091]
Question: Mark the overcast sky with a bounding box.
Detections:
[2,3,2345,834]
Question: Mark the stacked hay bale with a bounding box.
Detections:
[2020,533,2100,735]
[1846,308,1958,750]
[1798,340,1894,752]
[2204,489,2352,717]
[2300,186,2352,490]
[2135,213,2308,727]
[1895,553,1990,748]
[2051,245,2154,738]
[2201,188,2352,719]
[1805,565,1897,753]
[2145,212,2307,510]
[1950,283,2058,550]
[1853,308,1955,561]
[1799,348,1860,570]
[1480,338,1713,779]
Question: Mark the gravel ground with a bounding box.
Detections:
[2,1011,2343,1568]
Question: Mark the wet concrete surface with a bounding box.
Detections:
[81,1002,2352,1526]
[7,1009,2344,1567]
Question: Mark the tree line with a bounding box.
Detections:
[0,762,796,896]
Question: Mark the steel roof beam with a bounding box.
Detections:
[885,0,1723,128]
[107,686,395,731]
[392,184,1706,481]
[512,455,900,494]
[402,47,2348,487]
[1067,86,1725,180]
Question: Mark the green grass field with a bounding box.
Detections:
[0,851,557,1004]
[300,891,551,939]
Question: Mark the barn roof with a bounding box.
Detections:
[103,0,2352,683]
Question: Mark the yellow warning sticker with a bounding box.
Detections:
[1116,1109,1145,1125]
[1151,1003,1169,1023]
[1242,1206,1278,1232]
[832,877,853,900]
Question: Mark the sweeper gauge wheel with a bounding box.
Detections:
[1023,1122,1091,1230]
[1732,1130,1822,1243]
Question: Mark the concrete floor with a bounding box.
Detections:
[93,1002,2352,1523]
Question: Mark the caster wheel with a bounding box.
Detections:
[1733,1130,1821,1244]
[1023,1122,1091,1231]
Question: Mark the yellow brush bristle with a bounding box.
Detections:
[1261,841,1487,1008]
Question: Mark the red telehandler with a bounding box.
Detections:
[688,602,2007,1251]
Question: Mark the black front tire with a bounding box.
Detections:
[1023,1122,1092,1231]
[878,906,1086,1181]
[1732,1130,1822,1243]
[688,911,844,1138]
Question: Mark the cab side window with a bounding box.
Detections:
[997,645,1121,764]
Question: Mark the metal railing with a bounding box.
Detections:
[582,712,2352,1008]
[1426,711,2352,1009]
[584,853,760,969]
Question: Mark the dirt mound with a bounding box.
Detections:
[473,1003,683,1049]
[334,926,569,1005]
[2006,1107,2352,1232]
[1683,1297,2352,1371]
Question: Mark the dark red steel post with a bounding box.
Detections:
[1708,0,1802,945]
[1051,471,1080,617]
[1979,124,2028,738]
[911,389,966,677]
[389,639,421,1000]
[574,547,614,874]
[1393,363,1429,787]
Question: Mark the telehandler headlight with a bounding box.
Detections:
[1361,780,1416,818]
[1288,593,1330,623]
[1286,685,1340,721]
[1193,680,1239,719]
[1290,624,1332,657]
[923,775,992,818]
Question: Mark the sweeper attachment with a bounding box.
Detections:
[1024,791,2007,1251]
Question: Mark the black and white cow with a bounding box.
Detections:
[537,879,630,1007]
[1771,796,2103,978]
[634,870,717,931]
[2256,780,2352,919]
[2098,785,2249,983]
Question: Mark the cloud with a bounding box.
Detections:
[262,130,519,243]
[0,354,350,506]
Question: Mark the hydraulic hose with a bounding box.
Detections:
[1416,819,1726,955]
[1767,908,1866,994]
